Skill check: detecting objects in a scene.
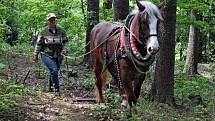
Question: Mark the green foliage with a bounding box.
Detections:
[175,74,215,106]
[32,66,48,79]
[0,0,87,53]
[0,0,214,62]
[0,63,5,72]
[176,0,215,62]
[204,41,215,62]
[99,0,114,22]
[93,95,121,119]
[174,61,185,75]
[0,24,11,40]
[91,69,215,120]
[204,63,215,80]
[80,79,94,90]
[9,43,35,55]
[0,79,31,113]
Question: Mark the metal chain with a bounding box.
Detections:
[114,43,123,89]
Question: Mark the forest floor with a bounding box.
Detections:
[0,50,214,121]
[0,51,113,121]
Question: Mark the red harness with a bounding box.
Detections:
[120,27,139,55]
[120,27,125,48]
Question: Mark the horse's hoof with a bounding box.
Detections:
[99,103,106,109]
[121,100,128,110]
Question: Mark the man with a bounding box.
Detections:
[34,13,69,96]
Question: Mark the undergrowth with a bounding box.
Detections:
[0,79,33,113]
[92,70,215,121]
[1,42,214,120]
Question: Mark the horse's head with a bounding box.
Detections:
[134,0,163,60]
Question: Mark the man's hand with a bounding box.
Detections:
[61,49,68,56]
[34,55,39,63]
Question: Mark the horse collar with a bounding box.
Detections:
[119,14,155,69]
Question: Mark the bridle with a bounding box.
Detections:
[145,34,158,39]
[118,11,159,73]
[138,10,159,45]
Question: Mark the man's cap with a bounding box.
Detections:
[47,13,56,20]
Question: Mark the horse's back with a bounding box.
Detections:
[90,22,121,72]
[90,22,120,45]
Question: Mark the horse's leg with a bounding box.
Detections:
[119,85,127,108]
[110,75,127,107]
[133,74,146,99]
[119,60,137,107]
[120,69,137,117]
[124,83,137,107]
[94,68,109,103]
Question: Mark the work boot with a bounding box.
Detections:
[48,86,54,92]
[54,89,61,96]
[54,91,61,97]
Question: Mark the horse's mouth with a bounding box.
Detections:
[142,53,152,61]
[133,42,154,62]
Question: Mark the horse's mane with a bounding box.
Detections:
[133,1,163,21]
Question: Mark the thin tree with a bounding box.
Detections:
[149,0,177,105]
[183,10,200,79]
[84,0,99,64]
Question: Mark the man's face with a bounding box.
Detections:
[48,17,56,28]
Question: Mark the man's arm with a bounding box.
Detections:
[61,29,69,56]
[34,34,44,62]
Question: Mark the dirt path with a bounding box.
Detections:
[1,52,102,121]
[21,93,98,121]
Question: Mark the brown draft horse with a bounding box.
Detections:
[90,0,163,109]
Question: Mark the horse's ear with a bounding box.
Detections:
[136,0,145,11]
[157,1,165,9]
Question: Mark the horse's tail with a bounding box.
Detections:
[95,69,110,103]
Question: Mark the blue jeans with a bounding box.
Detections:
[41,54,60,91]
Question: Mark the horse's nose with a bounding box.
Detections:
[148,46,159,55]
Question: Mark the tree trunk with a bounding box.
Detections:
[84,0,99,65]
[149,0,177,106]
[198,33,203,63]
[113,0,129,21]
[183,10,200,78]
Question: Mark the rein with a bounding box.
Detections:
[64,13,156,74]
[63,27,120,60]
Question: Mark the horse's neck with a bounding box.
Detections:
[130,12,140,39]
